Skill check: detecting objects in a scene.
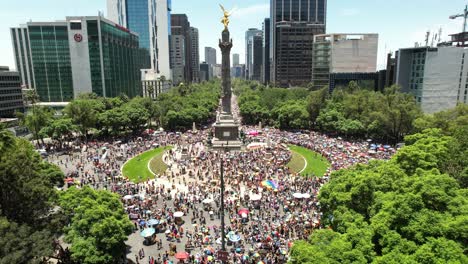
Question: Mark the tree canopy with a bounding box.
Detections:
[59,186,133,264]
[290,128,468,263]
[0,128,62,263]
[235,80,422,143]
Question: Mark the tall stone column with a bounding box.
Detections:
[219,29,233,115]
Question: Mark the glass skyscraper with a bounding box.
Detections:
[11,16,148,102]
[270,0,327,87]
[107,0,172,77]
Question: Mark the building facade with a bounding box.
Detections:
[107,0,172,77]
[0,67,24,117]
[396,46,468,113]
[232,53,240,66]
[190,27,200,82]
[200,62,210,81]
[10,27,34,89]
[312,33,379,90]
[170,34,186,85]
[205,47,217,66]
[251,34,263,81]
[155,0,172,79]
[270,0,327,87]
[171,14,192,83]
[11,16,148,102]
[262,18,271,84]
[245,28,262,80]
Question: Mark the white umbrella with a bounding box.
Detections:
[293,193,303,199]
[174,211,184,217]
[123,195,133,200]
[202,198,214,204]
[301,193,311,199]
[250,194,262,201]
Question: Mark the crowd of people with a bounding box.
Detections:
[43,123,395,264]
[42,96,396,264]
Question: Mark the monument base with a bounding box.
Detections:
[212,113,242,151]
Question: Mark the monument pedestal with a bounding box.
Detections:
[212,113,242,151]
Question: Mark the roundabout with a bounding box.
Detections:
[46,126,395,264]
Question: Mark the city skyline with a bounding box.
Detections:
[0,0,466,71]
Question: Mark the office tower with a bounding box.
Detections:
[170,35,186,85]
[245,28,262,79]
[395,46,468,113]
[232,53,240,66]
[200,62,210,81]
[270,0,327,87]
[11,16,148,102]
[171,14,192,83]
[251,34,263,81]
[205,47,217,66]
[0,66,24,117]
[190,27,200,82]
[155,0,172,78]
[107,0,172,77]
[262,18,271,84]
[10,27,34,89]
[312,33,379,90]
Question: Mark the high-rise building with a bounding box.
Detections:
[312,33,379,90]
[171,14,192,83]
[200,62,210,82]
[10,27,34,89]
[245,28,262,79]
[205,47,217,66]
[262,18,271,84]
[270,0,327,87]
[190,27,200,82]
[232,53,240,66]
[11,16,148,102]
[107,0,172,78]
[251,34,263,81]
[170,35,186,85]
[395,46,468,113]
[0,67,24,117]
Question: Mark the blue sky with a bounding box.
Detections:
[0,0,466,70]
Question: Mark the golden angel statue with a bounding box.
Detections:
[219,4,231,29]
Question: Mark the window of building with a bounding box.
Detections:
[70,22,82,30]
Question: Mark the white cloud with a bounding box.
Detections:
[340,8,360,17]
[231,4,269,18]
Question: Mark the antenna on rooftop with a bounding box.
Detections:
[438,27,443,43]
[425,31,430,47]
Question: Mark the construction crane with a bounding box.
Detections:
[449,5,468,33]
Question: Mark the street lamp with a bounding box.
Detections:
[217,143,231,263]
[219,144,228,252]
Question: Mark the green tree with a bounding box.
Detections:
[273,100,309,129]
[306,87,328,124]
[293,129,468,263]
[17,106,53,145]
[0,130,58,262]
[40,118,78,147]
[59,187,133,264]
[64,99,104,138]
[0,217,54,264]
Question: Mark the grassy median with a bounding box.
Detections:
[288,145,330,177]
[122,146,172,183]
